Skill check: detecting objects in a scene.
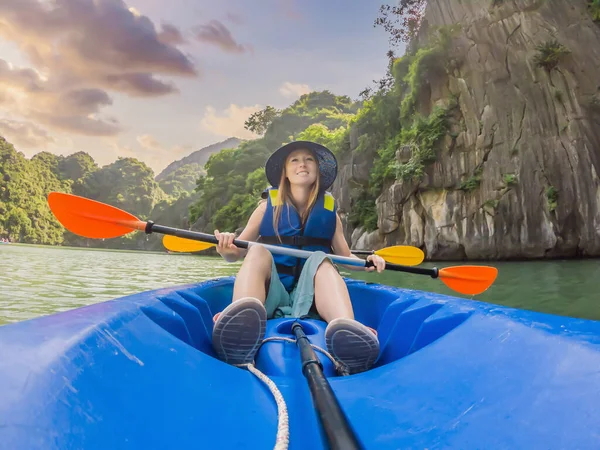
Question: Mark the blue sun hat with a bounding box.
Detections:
[265,140,338,191]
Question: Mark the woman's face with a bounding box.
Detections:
[285,149,318,187]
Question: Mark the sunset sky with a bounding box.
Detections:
[0,0,398,174]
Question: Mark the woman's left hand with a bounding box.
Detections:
[365,254,386,273]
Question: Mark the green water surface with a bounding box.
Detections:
[1,244,599,325]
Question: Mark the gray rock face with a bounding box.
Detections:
[333,0,600,260]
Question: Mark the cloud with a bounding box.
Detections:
[0,58,122,136]
[200,104,262,140]
[195,20,249,54]
[37,113,121,136]
[0,0,198,82]
[134,134,193,172]
[0,0,199,138]
[0,118,55,148]
[279,81,311,98]
[137,134,162,151]
[0,59,45,91]
[106,134,192,173]
[55,88,113,116]
[101,73,177,97]
[157,22,186,46]
[108,139,135,155]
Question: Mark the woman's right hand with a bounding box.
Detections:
[214,229,240,261]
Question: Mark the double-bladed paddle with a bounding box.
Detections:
[47,192,498,295]
[161,234,425,266]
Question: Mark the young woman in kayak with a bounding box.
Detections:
[211,140,385,375]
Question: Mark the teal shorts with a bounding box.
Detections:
[264,251,332,320]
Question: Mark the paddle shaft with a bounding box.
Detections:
[146,221,367,268]
[292,322,363,450]
[146,222,442,276]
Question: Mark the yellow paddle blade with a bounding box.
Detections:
[163,235,215,253]
[374,245,425,266]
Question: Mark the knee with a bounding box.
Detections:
[246,244,271,260]
[315,258,338,280]
[243,245,272,270]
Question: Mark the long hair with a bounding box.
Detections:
[272,152,321,243]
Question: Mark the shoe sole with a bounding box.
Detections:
[211,297,267,365]
[326,318,380,375]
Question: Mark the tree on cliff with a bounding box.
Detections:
[360,1,427,100]
[375,1,427,47]
[244,106,281,135]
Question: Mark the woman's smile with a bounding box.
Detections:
[286,149,318,184]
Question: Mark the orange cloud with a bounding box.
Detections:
[135,134,193,172]
[0,0,199,139]
[0,59,122,136]
[279,81,311,98]
[0,0,197,85]
[200,104,262,139]
[0,118,55,148]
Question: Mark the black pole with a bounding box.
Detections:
[292,322,363,450]
[383,263,439,278]
[146,222,251,249]
[146,221,440,279]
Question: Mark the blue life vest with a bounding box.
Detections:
[258,187,337,291]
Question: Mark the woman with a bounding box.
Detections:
[211,140,385,375]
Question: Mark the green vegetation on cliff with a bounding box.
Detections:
[0,139,72,244]
[158,163,204,197]
[589,0,600,21]
[0,137,187,250]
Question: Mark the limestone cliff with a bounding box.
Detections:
[333,0,600,260]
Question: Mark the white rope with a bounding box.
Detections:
[239,362,290,450]
[236,335,345,450]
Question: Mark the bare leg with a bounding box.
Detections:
[212,245,272,365]
[232,245,272,304]
[213,245,272,324]
[313,259,380,375]
[314,259,354,323]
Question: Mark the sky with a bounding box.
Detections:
[0,0,399,175]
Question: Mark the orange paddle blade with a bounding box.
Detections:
[163,235,215,253]
[438,265,498,295]
[47,192,147,239]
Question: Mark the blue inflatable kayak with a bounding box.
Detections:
[1,276,599,449]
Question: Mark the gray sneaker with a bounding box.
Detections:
[325,318,380,375]
[211,297,267,365]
